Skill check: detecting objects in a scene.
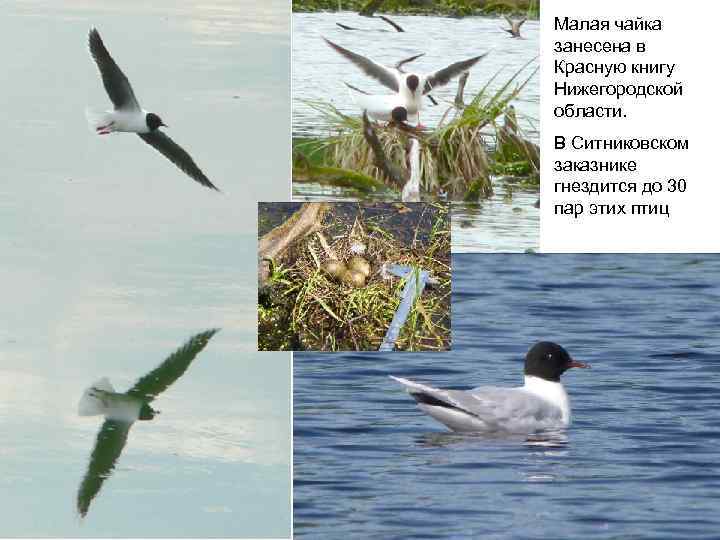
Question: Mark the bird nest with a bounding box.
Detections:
[258,203,451,351]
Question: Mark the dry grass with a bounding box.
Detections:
[258,204,451,351]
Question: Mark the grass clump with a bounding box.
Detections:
[293,60,538,201]
[258,203,451,352]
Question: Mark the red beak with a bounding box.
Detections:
[569,360,591,369]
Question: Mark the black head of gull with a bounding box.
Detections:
[138,402,159,420]
[524,341,590,382]
[391,106,408,123]
[406,74,420,92]
[145,112,167,131]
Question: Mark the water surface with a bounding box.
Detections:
[294,254,720,539]
[1,0,290,536]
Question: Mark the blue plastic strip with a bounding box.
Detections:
[378,266,430,352]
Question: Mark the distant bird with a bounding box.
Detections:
[86,28,219,191]
[390,342,590,433]
[324,38,486,125]
[503,15,527,38]
[76,329,219,518]
[336,15,405,33]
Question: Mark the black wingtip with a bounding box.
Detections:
[88,27,101,45]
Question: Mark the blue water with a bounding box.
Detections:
[294,254,720,539]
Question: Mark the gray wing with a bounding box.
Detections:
[323,38,399,92]
[423,53,488,94]
[77,419,132,518]
[126,329,219,402]
[88,28,140,111]
[138,131,219,191]
[452,386,561,429]
[391,376,560,431]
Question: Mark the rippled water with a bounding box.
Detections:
[294,254,720,539]
[292,12,539,137]
[453,187,539,252]
[0,0,290,536]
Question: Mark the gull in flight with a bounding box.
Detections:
[86,28,219,191]
[503,16,527,38]
[324,38,487,126]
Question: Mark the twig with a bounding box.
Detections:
[362,112,404,188]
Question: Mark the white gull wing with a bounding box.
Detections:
[88,28,141,111]
[324,38,400,92]
[390,375,565,433]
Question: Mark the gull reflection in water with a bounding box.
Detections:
[414,429,569,449]
[76,329,219,518]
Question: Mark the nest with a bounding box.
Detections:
[259,204,451,351]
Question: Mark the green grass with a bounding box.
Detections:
[293,60,539,200]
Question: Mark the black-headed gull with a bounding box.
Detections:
[86,28,219,191]
[390,342,590,433]
[324,38,487,125]
[345,84,414,124]
[76,329,219,517]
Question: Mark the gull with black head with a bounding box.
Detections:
[324,38,487,126]
[391,342,590,433]
[86,28,219,191]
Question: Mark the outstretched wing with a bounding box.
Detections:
[77,419,132,518]
[126,329,220,402]
[423,53,488,94]
[88,28,140,111]
[138,131,220,191]
[323,38,399,92]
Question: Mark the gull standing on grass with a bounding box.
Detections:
[86,28,219,191]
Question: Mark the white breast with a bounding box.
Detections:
[111,108,151,133]
[522,376,571,425]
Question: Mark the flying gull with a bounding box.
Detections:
[324,38,487,125]
[86,28,219,191]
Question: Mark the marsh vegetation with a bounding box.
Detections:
[258,203,451,351]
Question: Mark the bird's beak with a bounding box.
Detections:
[569,360,591,369]
[161,122,168,128]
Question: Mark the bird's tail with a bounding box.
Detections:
[84,107,115,135]
[78,377,115,416]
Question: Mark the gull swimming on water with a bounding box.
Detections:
[390,342,590,433]
[86,28,219,191]
[76,329,219,517]
[324,38,487,125]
